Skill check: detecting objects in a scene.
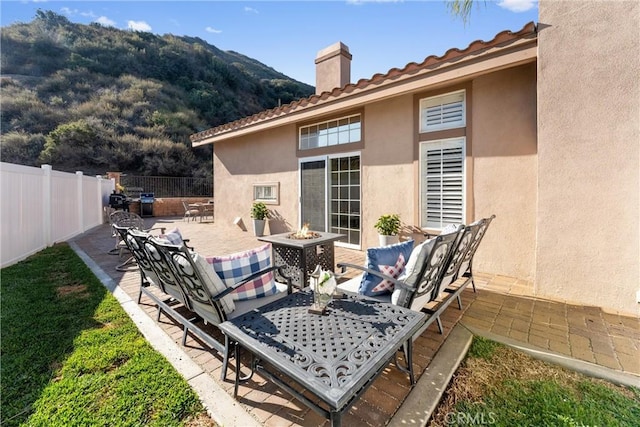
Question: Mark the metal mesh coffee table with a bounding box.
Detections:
[258,231,346,288]
[219,290,426,426]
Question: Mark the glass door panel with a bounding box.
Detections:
[300,160,326,232]
[329,155,360,247]
[300,154,360,248]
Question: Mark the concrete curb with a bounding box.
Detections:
[461,322,640,389]
[388,324,474,427]
[70,242,261,427]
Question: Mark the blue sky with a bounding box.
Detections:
[1,1,539,85]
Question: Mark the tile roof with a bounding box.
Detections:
[191,21,537,144]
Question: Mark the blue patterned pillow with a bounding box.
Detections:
[359,240,414,296]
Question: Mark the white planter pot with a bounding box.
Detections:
[378,234,399,246]
[253,219,266,237]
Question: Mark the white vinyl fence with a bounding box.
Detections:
[1,162,114,268]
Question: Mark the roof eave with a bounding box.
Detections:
[192,22,538,147]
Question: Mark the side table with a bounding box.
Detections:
[258,231,346,288]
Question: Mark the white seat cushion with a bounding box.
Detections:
[336,275,363,296]
[229,281,289,319]
[392,238,436,307]
[336,276,391,303]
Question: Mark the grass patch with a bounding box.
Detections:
[429,336,640,426]
[1,243,214,427]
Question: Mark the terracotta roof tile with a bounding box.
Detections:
[191,21,537,143]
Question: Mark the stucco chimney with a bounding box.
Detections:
[315,42,352,95]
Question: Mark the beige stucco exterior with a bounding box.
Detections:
[214,62,538,281]
[537,0,639,314]
[471,63,538,281]
[198,2,640,316]
[214,124,299,235]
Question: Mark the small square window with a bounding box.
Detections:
[253,182,279,205]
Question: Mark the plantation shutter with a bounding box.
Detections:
[420,91,465,132]
[421,138,465,229]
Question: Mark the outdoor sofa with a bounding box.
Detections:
[114,225,292,380]
[336,215,495,338]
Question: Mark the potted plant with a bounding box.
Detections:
[251,202,269,237]
[374,213,401,246]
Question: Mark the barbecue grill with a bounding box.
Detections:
[109,193,130,211]
[140,193,155,217]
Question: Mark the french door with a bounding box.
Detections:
[299,153,361,248]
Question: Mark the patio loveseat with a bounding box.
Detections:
[115,226,292,380]
[336,215,495,338]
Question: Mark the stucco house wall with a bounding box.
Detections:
[214,124,299,234]
[213,62,538,284]
[198,5,639,315]
[472,63,538,281]
[537,0,639,314]
[360,94,415,249]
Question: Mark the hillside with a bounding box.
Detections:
[0,10,314,177]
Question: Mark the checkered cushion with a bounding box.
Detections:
[189,252,235,315]
[371,252,407,293]
[359,239,414,296]
[208,244,277,301]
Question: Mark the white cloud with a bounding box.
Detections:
[244,6,259,14]
[60,7,78,16]
[60,7,96,18]
[497,0,537,13]
[128,20,152,32]
[95,16,116,27]
[205,26,222,34]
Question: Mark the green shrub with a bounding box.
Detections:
[374,214,401,236]
[251,202,269,220]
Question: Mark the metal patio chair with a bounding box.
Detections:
[182,200,201,222]
[337,227,462,333]
[140,237,292,381]
[337,216,495,335]
[109,211,164,271]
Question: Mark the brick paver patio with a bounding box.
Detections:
[71,217,639,426]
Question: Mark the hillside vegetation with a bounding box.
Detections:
[1,10,314,177]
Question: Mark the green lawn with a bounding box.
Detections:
[430,336,640,426]
[1,244,214,426]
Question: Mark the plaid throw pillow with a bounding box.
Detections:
[207,243,277,301]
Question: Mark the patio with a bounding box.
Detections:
[70,217,640,426]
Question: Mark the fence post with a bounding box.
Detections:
[97,175,105,224]
[76,171,84,232]
[42,164,52,247]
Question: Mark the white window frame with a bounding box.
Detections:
[299,114,362,150]
[419,137,466,231]
[419,90,466,133]
[253,182,279,205]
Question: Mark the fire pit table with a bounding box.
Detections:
[258,230,346,288]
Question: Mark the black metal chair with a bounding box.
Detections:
[337,215,495,335]
[137,236,292,381]
[109,211,164,271]
[337,228,462,329]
